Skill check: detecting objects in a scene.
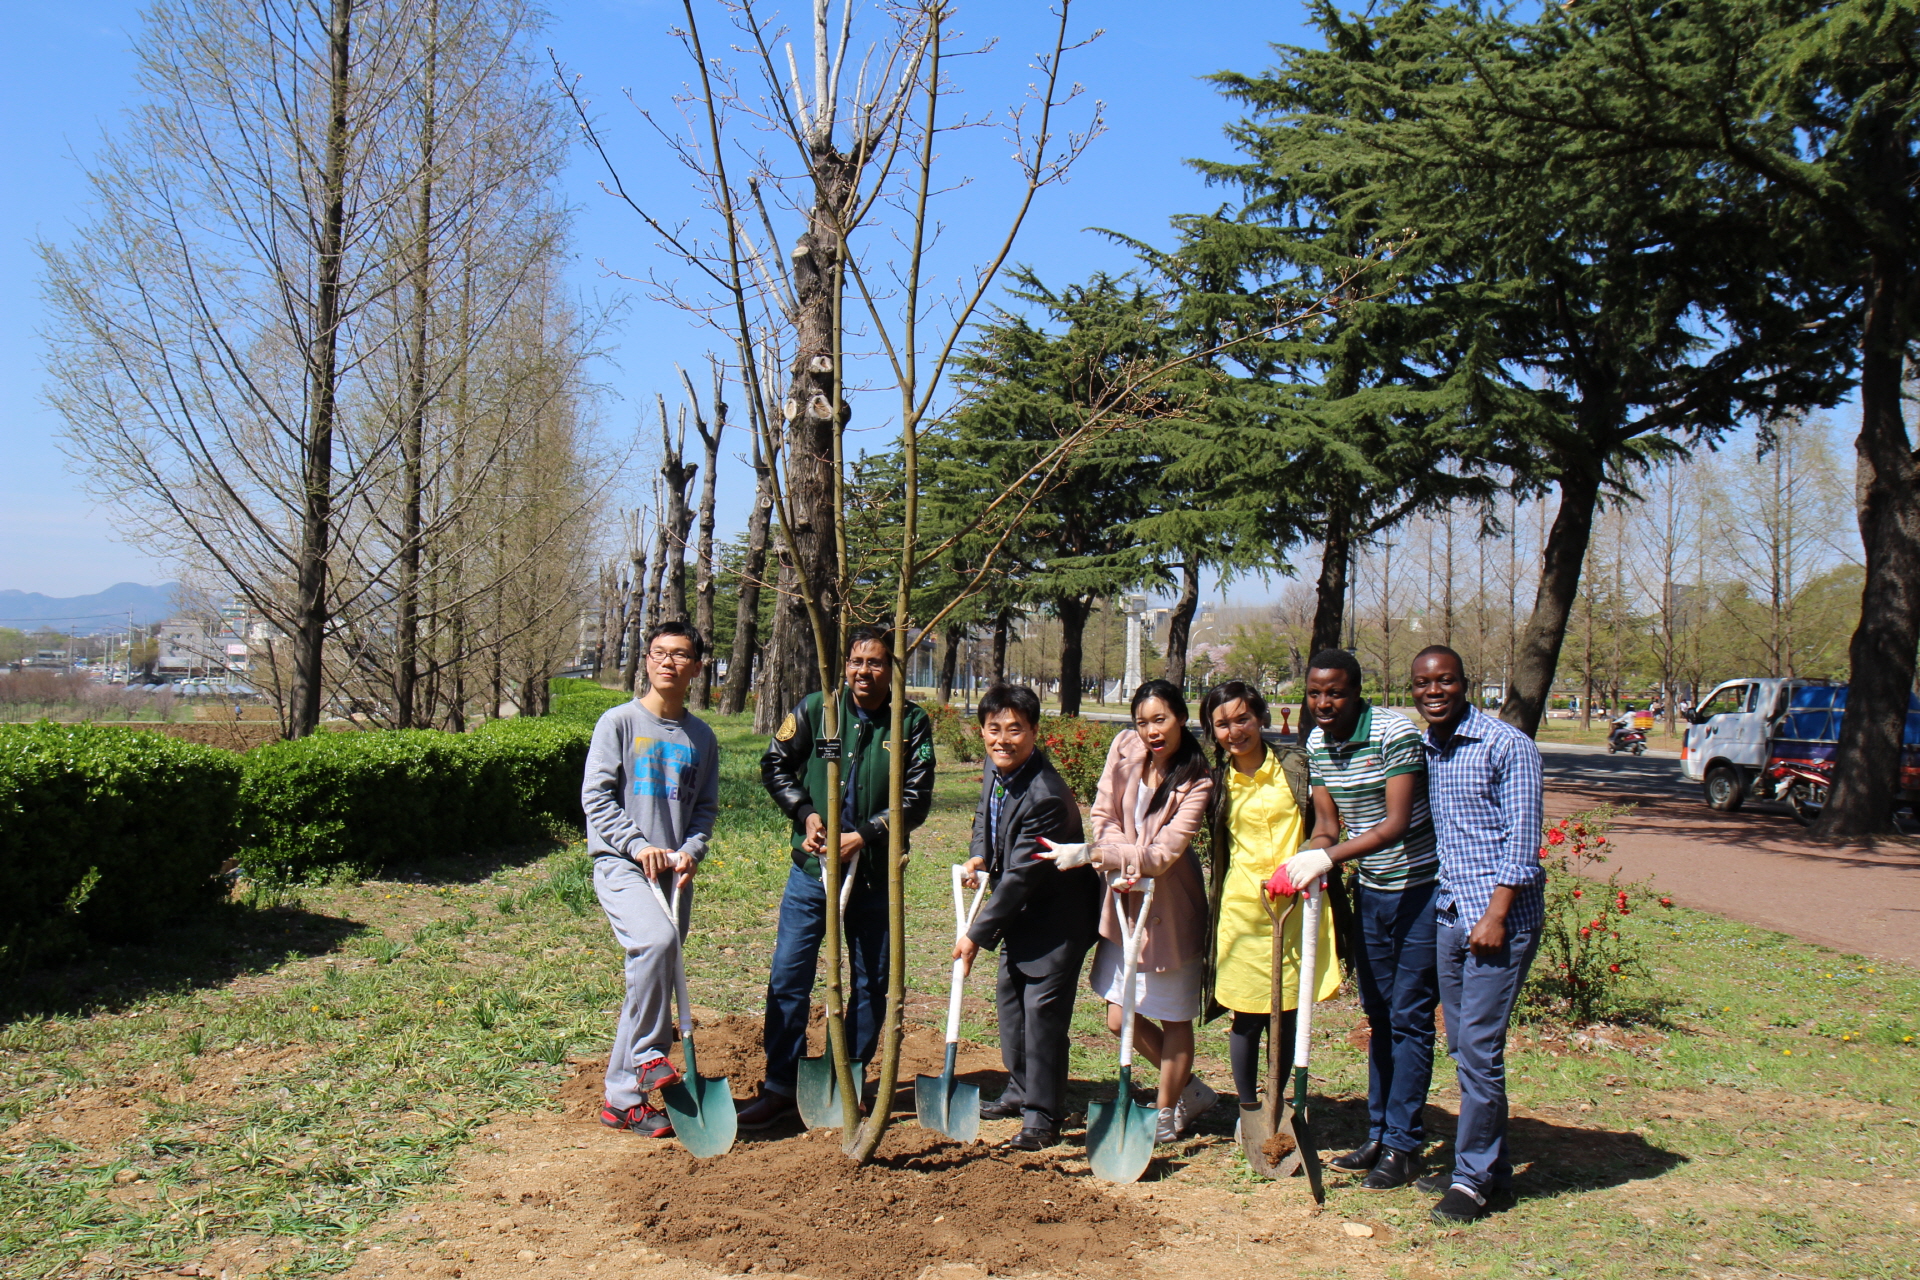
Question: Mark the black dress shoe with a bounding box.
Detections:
[979,1096,1023,1121]
[1361,1147,1416,1189]
[1329,1140,1383,1172]
[1414,1171,1452,1194]
[1431,1185,1487,1224]
[1004,1125,1057,1151]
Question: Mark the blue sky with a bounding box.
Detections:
[0,0,1306,597]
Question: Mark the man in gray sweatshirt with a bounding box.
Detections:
[581,620,721,1136]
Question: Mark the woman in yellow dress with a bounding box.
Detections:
[1199,681,1343,1124]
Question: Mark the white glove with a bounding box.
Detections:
[1275,846,1333,897]
[1037,838,1092,869]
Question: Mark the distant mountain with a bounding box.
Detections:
[0,582,183,632]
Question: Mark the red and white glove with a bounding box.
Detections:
[1265,846,1333,898]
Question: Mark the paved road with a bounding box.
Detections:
[1539,742,1920,968]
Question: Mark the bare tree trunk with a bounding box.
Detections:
[657,398,696,625]
[1163,550,1199,688]
[688,368,723,707]
[754,556,794,733]
[991,610,1010,683]
[621,509,647,693]
[290,0,356,738]
[937,623,962,704]
[721,436,773,716]
[769,160,859,712]
[393,0,438,730]
[1500,459,1605,736]
[645,479,669,636]
[1056,595,1091,717]
[1814,248,1920,836]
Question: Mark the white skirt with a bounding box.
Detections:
[1088,937,1204,1023]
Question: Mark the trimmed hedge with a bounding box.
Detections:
[471,716,593,829]
[547,677,630,725]
[0,723,241,963]
[237,720,592,881]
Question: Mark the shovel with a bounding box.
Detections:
[915,863,990,1140]
[1274,876,1326,1202]
[1238,888,1299,1177]
[1087,875,1159,1184]
[644,874,737,1158]
[795,848,865,1129]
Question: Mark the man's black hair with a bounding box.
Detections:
[977,682,1041,729]
[1412,644,1467,677]
[846,624,894,656]
[645,619,707,663]
[1305,647,1363,688]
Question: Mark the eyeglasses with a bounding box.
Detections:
[846,660,890,673]
[648,649,699,667]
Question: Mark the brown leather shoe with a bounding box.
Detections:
[735,1090,798,1131]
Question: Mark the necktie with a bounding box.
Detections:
[989,773,1008,854]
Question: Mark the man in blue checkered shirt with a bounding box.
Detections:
[1409,645,1545,1225]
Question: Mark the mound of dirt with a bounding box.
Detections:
[610,1124,1162,1279]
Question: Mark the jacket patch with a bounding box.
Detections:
[774,712,798,742]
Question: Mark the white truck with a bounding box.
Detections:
[1682,676,1920,822]
[1680,677,1825,813]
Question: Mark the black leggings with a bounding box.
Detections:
[1229,1008,1299,1108]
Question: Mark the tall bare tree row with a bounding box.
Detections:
[44,0,600,734]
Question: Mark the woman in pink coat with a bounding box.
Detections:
[1044,678,1215,1142]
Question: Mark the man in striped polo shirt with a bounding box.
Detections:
[1268,648,1439,1191]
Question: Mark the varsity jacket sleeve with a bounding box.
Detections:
[759,698,816,826]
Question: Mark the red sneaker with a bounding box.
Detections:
[634,1050,683,1093]
[600,1101,674,1137]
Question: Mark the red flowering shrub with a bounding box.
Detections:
[1036,716,1121,804]
[1524,805,1671,1024]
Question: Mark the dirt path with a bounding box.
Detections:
[1546,763,1920,967]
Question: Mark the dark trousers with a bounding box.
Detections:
[761,864,888,1095]
[1437,911,1539,1193]
[1352,879,1441,1153]
[992,949,1087,1130]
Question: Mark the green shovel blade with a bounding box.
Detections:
[795,1054,867,1130]
[1086,1066,1156,1184]
[661,1040,736,1158]
[914,1044,980,1142]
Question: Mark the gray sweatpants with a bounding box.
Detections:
[594,855,693,1109]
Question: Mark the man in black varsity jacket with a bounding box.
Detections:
[737,626,936,1129]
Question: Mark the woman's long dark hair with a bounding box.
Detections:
[1198,680,1275,826]
[1131,678,1209,816]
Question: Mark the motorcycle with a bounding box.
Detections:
[1607,726,1648,756]
[1768,759,1829,826]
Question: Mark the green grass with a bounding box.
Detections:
[2,710,1915,1279]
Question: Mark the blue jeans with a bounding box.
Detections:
[1351,879,1440,1153]
[1436,910,1540,1192]
[761,863,889,1095]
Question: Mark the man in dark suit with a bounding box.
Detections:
[955,683,1099,1150]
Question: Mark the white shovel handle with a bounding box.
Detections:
[943,864,989,1044]
[1113,876,1157,1071]
[1292,878,1323,1070]
[822,846,861,912]
[644,870,694,1038]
